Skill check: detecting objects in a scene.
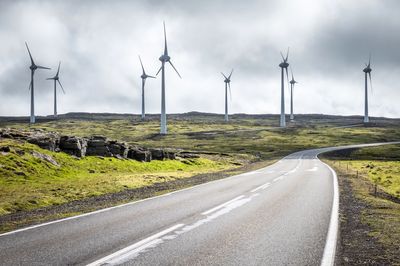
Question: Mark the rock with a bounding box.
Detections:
[108,141,129,158]
[86,136,111,157]
[27,136,58,151]
[0,146,11,152]
[164,149,176,160]
[59,136,87,157]
[149,148,165,160]
[127,147,152,162]
[31,151,60,167]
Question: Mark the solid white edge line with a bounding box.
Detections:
[201,195,245,215]
[319,159,339,266]
[86,223,184,266]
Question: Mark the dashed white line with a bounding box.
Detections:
[250,182,271,193]
[201,195,245,215]
[86,223,184,266]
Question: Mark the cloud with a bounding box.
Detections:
[0,0,399,118]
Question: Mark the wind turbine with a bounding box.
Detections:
[25,42,51,124]
[278,48,290,127]
[156,22,181,135]
[47,62,65,118]
[362,55,373,123]
[221,69,233,122]
[139,56,156,121]
[289,68,298,121]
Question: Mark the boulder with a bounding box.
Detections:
[108,140,129,158]
[149,148,165,160]
[86,136,111,157]
[127,147,152,162]
[59,136,87,157]
[27,136,58,151]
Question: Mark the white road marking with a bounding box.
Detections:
[319,160,339,266]
[201,195,245,215]
[250,182,271,193]
[91,193,260,265]
[86,223,184,266]
[273,176,283,182]
[307,166,318,172]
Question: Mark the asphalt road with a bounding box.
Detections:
[0,142,397,266]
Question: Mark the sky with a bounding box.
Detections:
[0,0,400,118]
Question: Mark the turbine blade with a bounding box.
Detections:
[368,53,371,67]
[285,47,290,61]
[286,67,290,88]
[25,42,35,65]
[228,68,234,80]
[369,72,373,94]
[290,67,294,81]
[169,61,181,78]
[46,77,54,80]
[36,65,51,70]
[228,82,232,102]
[147,75,156,79]
[57,80,65,94]
[28,81,32,91]
[221,72,228,79]
[163,21,168,56]
[138,55,145,75]
[156,65,163,76]
[280,51,285,61]
[56,61,61,77]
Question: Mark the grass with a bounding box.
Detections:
[0,139,236,216]
[323,144,400,263]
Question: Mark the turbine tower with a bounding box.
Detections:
[47,62,65,118]
[363,55,373,123]
[139,56,156,121]
[289,68,297,121]
[221,69,233,122]
[25,42,51,124]
[156,22,181,135]
[278,48,290,127]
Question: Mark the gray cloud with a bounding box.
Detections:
[0,0,399,118]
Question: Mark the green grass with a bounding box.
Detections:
[324,144,400,261]
[0,139,236,215]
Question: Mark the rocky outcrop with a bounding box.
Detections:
[86,136,111,157]
[0,128,178,163]
[127,147,152,162]
[59,136,87,157]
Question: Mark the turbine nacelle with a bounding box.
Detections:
[363,66,372,73]
[29,64,37,71]
[159,54,171,62]
[290,79,297,85]
[279,62,289,68]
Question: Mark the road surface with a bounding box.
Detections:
[0,142,397,266]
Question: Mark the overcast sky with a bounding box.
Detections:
[1,0,399,118]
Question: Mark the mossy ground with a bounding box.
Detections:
[0,139,236,216]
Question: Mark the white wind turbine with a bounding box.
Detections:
[289,68,298,121]
[25,42,51,123]
[139,56,156,120]
[156,22,181,134]
[278,48,290,127]
[362,55,373,123]
[47,62,65,118]
[221,69,233,122]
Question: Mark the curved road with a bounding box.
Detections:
[0,142,397,265]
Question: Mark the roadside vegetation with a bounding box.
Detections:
[323,144,400,264]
